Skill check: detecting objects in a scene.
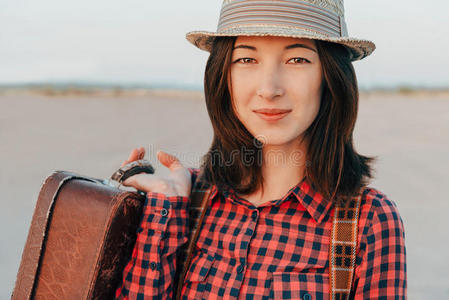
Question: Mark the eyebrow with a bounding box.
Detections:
[233,43,317,53]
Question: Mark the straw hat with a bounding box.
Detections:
[186,0,375,61]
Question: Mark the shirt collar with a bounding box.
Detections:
[288,176,334,224]
[218,175,333,224]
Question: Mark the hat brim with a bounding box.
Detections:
[186,26,375,62]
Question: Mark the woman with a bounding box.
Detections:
[115,0,406,299]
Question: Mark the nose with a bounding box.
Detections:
[256,67,285,100]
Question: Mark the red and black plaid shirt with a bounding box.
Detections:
[115,167,406,299]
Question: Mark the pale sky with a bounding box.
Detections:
[1,0,448,89]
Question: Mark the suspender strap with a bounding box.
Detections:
[329,191,363,300]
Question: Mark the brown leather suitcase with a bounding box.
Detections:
[11,170,146,300]
[11,161,213,300]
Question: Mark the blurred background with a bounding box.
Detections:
[1,0,448,298]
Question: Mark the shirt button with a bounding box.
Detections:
[150,262,157,270]
[251,211,258,222]
[160,208,168,217]
[236,264,244,273]
[302,293,312,300]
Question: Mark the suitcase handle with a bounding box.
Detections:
[97,160,155,195]
[110,159,155,183]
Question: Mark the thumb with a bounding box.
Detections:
[157,150,183,171]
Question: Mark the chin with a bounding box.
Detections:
[253,133,293,146]
[250,126,306,146]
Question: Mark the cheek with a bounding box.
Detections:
[288,65,322,96]
[287,70,322,119]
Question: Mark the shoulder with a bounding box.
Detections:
[359,186,404,228]
[353,186,407,285]
[357,186,406,246]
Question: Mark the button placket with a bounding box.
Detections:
[236,210,258,274]
[237,211,253,277]
[237,209,258,276]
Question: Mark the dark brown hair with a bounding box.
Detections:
[199,36,376,203]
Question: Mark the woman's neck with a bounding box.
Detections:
[239,137,308,206]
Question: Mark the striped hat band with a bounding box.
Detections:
[217,0,348,38]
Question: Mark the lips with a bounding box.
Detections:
[253,108,291,121]
[253,108,292,114]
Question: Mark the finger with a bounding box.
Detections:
[130,148,142,161]
[122,174,177,196]
[157,150,183,171]
[122,173,142,189]
[138,147,145,160]
[121,147,143,167]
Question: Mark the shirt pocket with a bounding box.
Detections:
[182,246,216,298]
[271,272,329,300]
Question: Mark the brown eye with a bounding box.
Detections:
[288,57,310,64]
[234,58,256,64]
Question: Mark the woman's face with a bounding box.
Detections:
[229,36,323,146]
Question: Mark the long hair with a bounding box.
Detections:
[199,36,376,203]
